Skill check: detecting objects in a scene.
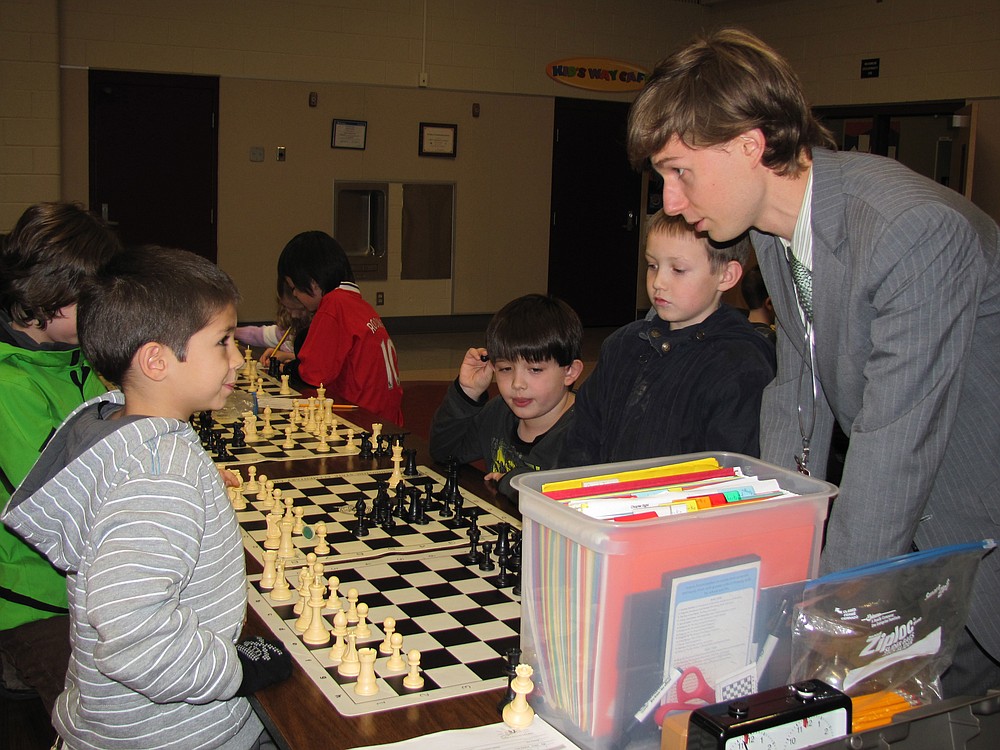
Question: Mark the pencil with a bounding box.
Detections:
[272,326,291,353]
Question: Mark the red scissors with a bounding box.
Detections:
[653,666,716,725]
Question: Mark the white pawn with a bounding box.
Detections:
[282,426,295,450]
[379,617,396,654]
[270,561,291,601]
[293,507,306,535]
[385,632,406,672]
[354,648,379,696]
[262,406,275,436]
[316,425,330,453]
[346,428,357,453]
[329,611,348,662]
[345,588,360,623]
[255,475,270,502]
[502,664,536,728]
[355,602,371,638]
[337,631,360,677]
[245,466,260,493]
[293,566,313,615]
[260,550,278,589]
[325,576,342,612]
[402,649,424,690]
[314,522,330,555]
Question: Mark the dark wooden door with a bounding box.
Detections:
[548,97,642,327]
[89,70,218,261]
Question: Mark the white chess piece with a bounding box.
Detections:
[302,582,331,645]
[355,602,371,638]
[262,406,275,436]
[282,426,294,449]
[379,617,396,654]
[325,576,342,612]
[337,631,360,677]
[270,561,291,601]
[354,648,379,696]
[314,522,330,555]
[245,466,259,493]
[345,588,359,623]
[329,611,348,662]
[385,632,406,672]
[277,515,295,560]
[502,664,536,728]
[279,374,291,395]
[402,650,424,690]
[255,475,270,502]
[260,550,278,589]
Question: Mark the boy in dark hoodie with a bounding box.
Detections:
[560,212,775,466]
[3,246,290,749]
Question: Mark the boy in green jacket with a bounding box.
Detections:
[0,203,120,713]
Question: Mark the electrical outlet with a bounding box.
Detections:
[276,146,286,162]
[376,292,384,306]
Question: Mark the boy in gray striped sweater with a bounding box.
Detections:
[2,246,291,750]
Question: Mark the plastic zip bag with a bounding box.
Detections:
[790,539,995,705]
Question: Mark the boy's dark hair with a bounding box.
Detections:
[277,231,355,296]
[0,202,121,327]
[78,245,241,385]
[485,294,582,367]
[645,212,751,272]
[741,264,770,310]
[627,28,836,177]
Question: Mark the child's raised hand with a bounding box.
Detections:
[458,347,493,400]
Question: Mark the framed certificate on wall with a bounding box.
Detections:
[418,122,457,157]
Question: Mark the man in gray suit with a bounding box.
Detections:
[627,28,1000,698]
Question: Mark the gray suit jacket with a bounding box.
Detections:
[754,148,1000,659]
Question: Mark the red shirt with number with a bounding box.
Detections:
[296,282,403,425]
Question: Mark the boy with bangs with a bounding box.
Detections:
[2,246,290,749]
[430,294,584,498]
[560,212,775,467]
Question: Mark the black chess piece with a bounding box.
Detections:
[231,422,246,448]
[464,523,482,565]
[497,647,522,715]
[354,498,369,537]
[359,432,373,459]
[479,541,496,571]
[216,438,232,461]
[403,447,418,477]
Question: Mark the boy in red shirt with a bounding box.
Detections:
[275,231,403,425]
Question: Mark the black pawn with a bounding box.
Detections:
[479,541,496,571]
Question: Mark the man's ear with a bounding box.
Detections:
[718,260,744,293]
[564,359,585,387]
[738,129,766,166]
[134,341,171,382]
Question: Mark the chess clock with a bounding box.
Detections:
[686,680,851,750]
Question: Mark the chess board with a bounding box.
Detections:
[236,466,521,570]
[247,546,520,715]
[204,410,366,465]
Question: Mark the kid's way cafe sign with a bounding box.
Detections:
[546,57,649,92]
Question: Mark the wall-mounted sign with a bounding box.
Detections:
[860,58,880,79]
[546,57,649,92]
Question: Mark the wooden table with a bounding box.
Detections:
[238,406,521,750]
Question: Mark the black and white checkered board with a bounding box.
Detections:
[246,547,520,715]
[204,410,366,465]
[237,466,521,569]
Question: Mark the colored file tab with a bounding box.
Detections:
[541,457,720,496]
